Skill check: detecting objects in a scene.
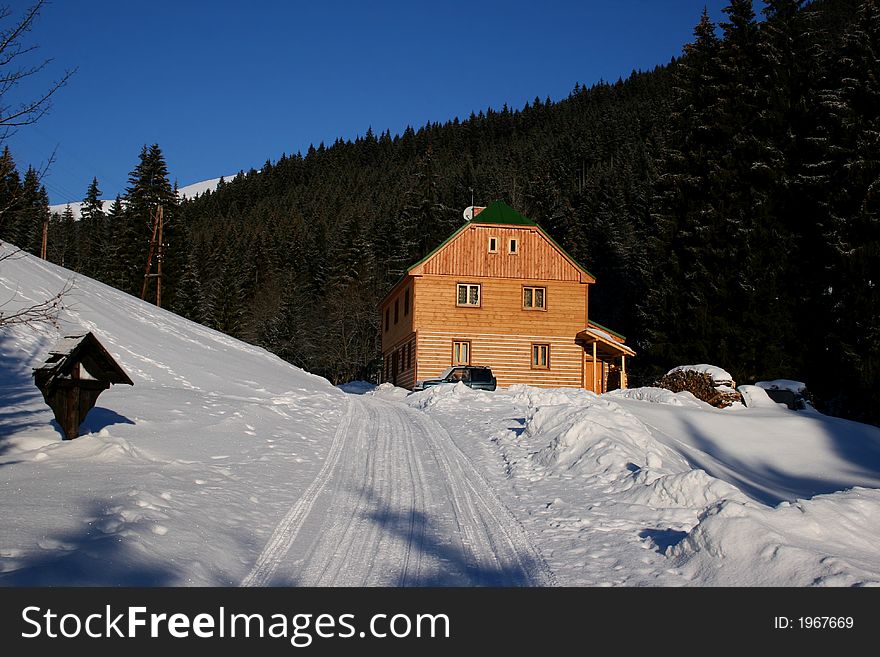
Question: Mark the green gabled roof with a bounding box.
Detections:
[400,201,595,283]
[471,201,536,226]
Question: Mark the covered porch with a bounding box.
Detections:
[576,322,635,394]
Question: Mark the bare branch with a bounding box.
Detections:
[0,1,75,130]
[0,278,71,328]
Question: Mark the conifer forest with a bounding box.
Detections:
[1,0,877,424]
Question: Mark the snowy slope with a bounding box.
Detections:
[48,175,235,219]
[0,249,343,585]
[2,247,880,586]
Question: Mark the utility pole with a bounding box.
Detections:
[141,204,164,307]
[40,218,48,259]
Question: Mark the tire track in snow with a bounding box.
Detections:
[240,396,354,587]
[297,399,424,586]
[408,408,557,586]
[243,395,554,586]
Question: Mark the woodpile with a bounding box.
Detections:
[654,369,743,409]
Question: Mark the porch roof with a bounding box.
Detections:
[576,325,636,358]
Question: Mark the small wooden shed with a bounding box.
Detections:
[33,332,133,440]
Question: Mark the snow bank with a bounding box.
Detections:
[627,469,746,508]
[363,381,410,401]
[518,388,745,509]
[408,381,492,410]
[738,384,784,409]
[508,383,597,408]
[605,386,708,408]
[667,364,734,386]
[529,397,671,474]
[669,489,880,586]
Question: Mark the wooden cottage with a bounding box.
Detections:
[378,201,634,391]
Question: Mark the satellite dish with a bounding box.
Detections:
[463,206,476,221]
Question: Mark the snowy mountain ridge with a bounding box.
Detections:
[48,175,235,219]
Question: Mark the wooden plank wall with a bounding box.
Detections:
[380,280,414,352]
[382,333,417,389]
[415,224,585,282]
[416,330,584,388]
[413,276,587,336]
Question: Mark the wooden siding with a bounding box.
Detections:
[416,330,584,388]
[380,281,414,352]
[412,275,588,337]
[382,333,417,390]
[413,224,590,282]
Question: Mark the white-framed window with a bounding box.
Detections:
[452,340,470,365]
[523,286,546,310]
[488,237,498,253]
[531,343,550,369]
[508,238,519,254]
[456,283,481,307]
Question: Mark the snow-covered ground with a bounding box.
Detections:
[2,247,880,586]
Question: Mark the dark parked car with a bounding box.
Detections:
[413,366,497,392]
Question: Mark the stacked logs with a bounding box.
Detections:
[654,369,743,408]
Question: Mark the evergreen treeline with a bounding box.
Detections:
[0,0,876,425]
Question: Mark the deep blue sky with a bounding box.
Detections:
[5,0,736,204]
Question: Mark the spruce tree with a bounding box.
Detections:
[121,144,175,297]
[0,147,22,244]
[13,166,49,254]
[79,177,105,276]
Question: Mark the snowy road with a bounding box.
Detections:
[242,396,555,587]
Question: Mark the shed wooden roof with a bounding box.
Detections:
[34,332,134,386]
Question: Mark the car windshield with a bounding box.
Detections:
[437,367,455,380]
[447,369,470,382]
[469,368,493,382]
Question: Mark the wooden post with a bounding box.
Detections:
[141,205,164,306]
[40,219,48,259]
[156,205,163,308]
[621,355,627,390]
[592,341,598,393]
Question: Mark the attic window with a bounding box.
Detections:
[508,238,518,254]
[488,237,498,253]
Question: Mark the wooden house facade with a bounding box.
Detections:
[378,202,634,392]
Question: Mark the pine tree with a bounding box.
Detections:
[78,177,105,276]
[101,195,126,287]
[0,147,22,244]
[12,166,49,254]
[121,144,175,297]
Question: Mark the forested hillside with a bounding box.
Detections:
[1,0,876,424]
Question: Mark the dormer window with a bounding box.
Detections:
[508,238,518,254]
[488,237,498,253]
